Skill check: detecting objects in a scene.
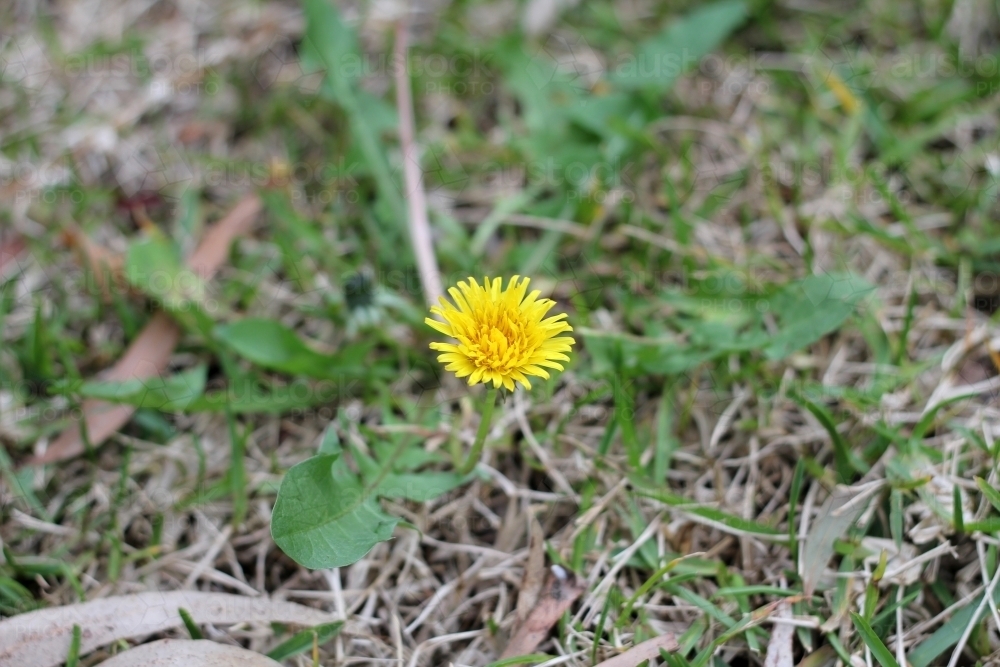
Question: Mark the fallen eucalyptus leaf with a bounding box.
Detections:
[0,591,331,667]
[97,639,282,667]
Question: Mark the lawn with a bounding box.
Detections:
[2,0,1000,665]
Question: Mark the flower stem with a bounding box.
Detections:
[460,386,499,475]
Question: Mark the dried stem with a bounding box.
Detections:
[393,19,443,306]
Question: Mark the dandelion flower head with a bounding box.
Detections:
[425,276,575,391]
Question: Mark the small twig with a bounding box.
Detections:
[393,19,443,306]
[405,557,487,634]
[182,521,232,590]
[513,392,578,498]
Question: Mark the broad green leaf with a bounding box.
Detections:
[374,471,467,502]
[300,0,360,98]
[125,238,207,313]
[764,274,875,360]
[579,328,718,376]
[58,365,207,411]
[184,381,336,413]
[299,0,405,231]
[318,424,342,455]
[271,454,399,569]
[215,319,371,379]
[610,0,748,91]
[354,445,467,502]
[581,273,872,377]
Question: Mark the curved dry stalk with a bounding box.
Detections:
[393,19,443,307]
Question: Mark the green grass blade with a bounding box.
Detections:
[266,621,344,661]
[976,476,1000,513]
[178,607,203,640]
[65,625,81,667]
[790,392,855,482]
[851,612,900,667]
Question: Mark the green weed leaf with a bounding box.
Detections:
[216,319,371,379]
[57,365,207,411]
[764,274,875,360]
[125,238,208,314]
[610,0,747,91]
[271,453,399,569]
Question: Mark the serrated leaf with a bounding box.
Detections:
[377,471,467,502]
[353,446,467,502]
[580,273,873,378]
[610,0,748,91]
[215,319,371,379]
[183,382,335,413]
[57,365,207,411]
[271,454,399,569]
[125,238,207,312]
[299,0,404,233]
[765,274,875,360]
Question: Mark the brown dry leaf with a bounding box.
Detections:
[764,603,795,667]
[30,193,262,465]
[186,195,262,280]
[0,232,26,282]
[97,639,282,667]
[500,565,585,661]
[31,312,181,465]
[516,514,546,622]
[62,226,126,300]
[0,591,330,667]
[592,633,680,667]
[797,645,836,667]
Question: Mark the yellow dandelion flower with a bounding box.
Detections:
[425,275,575,391]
